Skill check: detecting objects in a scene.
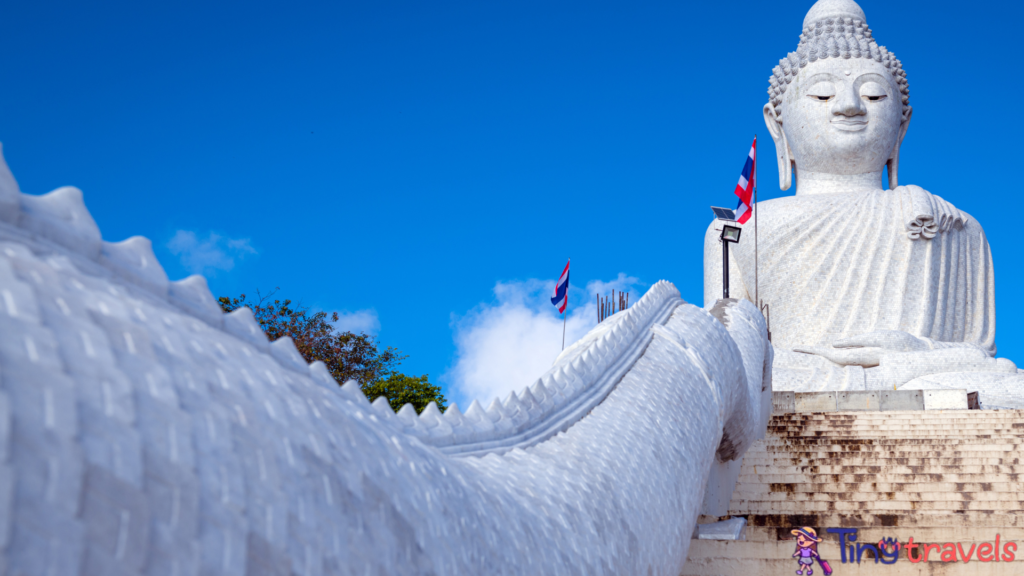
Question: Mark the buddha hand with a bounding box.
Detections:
[793,330,931,367]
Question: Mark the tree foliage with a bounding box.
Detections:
[218,289,445,413]
[363,373,447,414]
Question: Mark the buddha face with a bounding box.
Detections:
[780,58,905,175]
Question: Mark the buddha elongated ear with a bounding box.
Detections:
[763,103,793,191]
[887,106,912,189]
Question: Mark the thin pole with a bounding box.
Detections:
[755,134,758,312]
[561,311,567,350]
[722,232,730,299]
[561,256,569,349]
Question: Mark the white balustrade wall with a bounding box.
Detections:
[0,145,771,576]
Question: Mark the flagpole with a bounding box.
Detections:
[562,311,566,351]
[754,134,758,314]
[562,257,569,351]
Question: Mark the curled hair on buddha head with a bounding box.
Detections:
[767,5,910,122]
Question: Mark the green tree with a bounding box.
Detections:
[218,289,446,413]
[363,373,447,414]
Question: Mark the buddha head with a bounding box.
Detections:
[764,0,912,192]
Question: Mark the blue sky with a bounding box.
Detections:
[2,0,1021,408]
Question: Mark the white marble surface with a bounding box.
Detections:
[0,143,773,574]
[703,0,1023,408]
[389,281,684,456]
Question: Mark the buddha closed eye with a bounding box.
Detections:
[860,81,887,102]
[806,82,836,102]
[765,3,913,186]
[806,79,889,103]
[766,14,910,122]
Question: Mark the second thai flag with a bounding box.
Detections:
[550,259,570,314]
[734,138,756,224]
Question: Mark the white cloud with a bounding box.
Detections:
[444,274,643,408]
[333,309,381,335]
[167,230,257,276]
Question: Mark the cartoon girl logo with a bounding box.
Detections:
[791,527,832,575]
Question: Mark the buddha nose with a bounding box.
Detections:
[832,86,866,117]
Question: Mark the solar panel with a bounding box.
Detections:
[710,206,736,221]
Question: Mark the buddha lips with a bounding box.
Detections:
[825,528,1017,564]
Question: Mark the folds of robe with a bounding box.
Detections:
[703,185,997,391]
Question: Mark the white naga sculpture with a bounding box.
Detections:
[0,135,771,574]
[705,0,1023,407]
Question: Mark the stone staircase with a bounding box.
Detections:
[683,409,1024,575]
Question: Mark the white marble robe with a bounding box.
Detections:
[704,185,999,391]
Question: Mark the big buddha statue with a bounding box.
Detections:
[704,0,1022,405]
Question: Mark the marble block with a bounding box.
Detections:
[922,389,969,410]
[795,392,838,413]
[837,391,880,411]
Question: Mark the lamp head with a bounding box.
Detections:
[722,225,742,243]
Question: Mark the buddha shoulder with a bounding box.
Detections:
[702,185,981,239]
[895,184,980,236]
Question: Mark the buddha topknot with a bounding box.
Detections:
[768,16,910,120]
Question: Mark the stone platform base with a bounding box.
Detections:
[683,409,1024,575]
[772,390,972,413]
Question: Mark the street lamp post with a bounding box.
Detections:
[710,206,744,300]
[720,224,742,299]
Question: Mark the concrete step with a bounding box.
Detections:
[681,556,1023,576]
[767,432,1024,439]
[740,510,1024,528]
[757,432,1019,440]
[728,491,1024,503]
[732,482,1024,494]
[754,440,1023,450]
[746,453,1023,463]
[742,456,1021,466]
[770,412,1019,422]
[770,420,1024,428]
[750,451,1024,460]
[684,410,1024,574]
[774,409,1024,420]
[772,417,1024,424]
[776,408,1024,415]
[772,413,1024,421]
[679,541,1015,565]
[738,525,1024,543]
[756,440,1024,447]
[769,434,1024,441]
[737,472,1024,483]
[773,411,1024,420]
[767,421,1023,429]
[746,450,1022,460]
[730,499,1024,512]
[739,464,1024,474]
[767,432,1024,440]
[687,538,1021,561]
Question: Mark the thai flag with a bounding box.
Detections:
[734,138,756,224]
[550,259,570,314]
